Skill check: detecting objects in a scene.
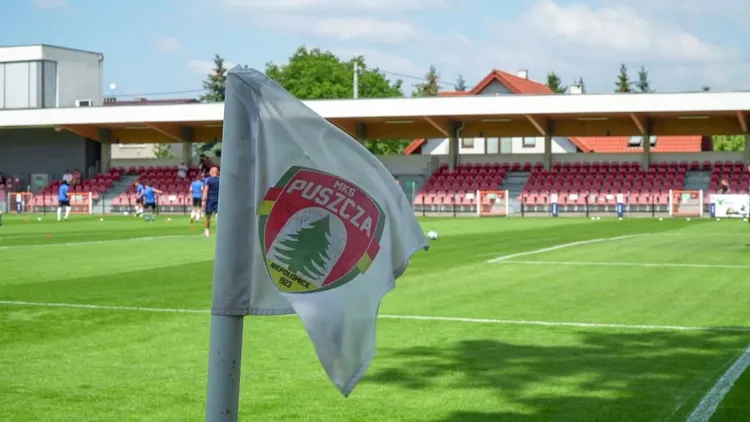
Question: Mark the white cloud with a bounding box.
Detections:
[188,59,237,75]
[512,0,738,63]
[153,37,181,54]
[32,0,67,9]
[452,0,748,92]
[271,16,420,43]
[219,0,447,13]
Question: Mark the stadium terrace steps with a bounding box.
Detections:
[108,166,200,213]
[100,175,140,214]
[412,160,749,210]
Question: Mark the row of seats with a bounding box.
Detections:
[414,161,749,207]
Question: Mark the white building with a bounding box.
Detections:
[404,69,581,156]
[0,44,103,109]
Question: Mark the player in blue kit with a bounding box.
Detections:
[57,180,71,222]
[202,167,220,237]
[142,183,163,222]
[188,175,205,223]
[133,180,145,217]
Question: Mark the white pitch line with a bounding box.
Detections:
[2,300,750,333]
[486,234,648,263]
[0,234,200,251]
[496,260,750,270]
[687,344,750,422]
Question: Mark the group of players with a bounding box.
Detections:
[56,166,221,238]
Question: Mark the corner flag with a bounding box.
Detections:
[206,66,428,416]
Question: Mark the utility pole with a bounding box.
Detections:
[353,62,359,99]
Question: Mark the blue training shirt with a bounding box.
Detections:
[190,180,204,198]
[136,183,144,197]
[58,184,69,201]
[205,176,220,202]
[143,186,157,204]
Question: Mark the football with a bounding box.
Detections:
[427,230,439,240]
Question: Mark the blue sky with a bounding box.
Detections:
[5,0,750,99]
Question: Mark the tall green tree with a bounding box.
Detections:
[266,46,408,155]
[615,63,632,93]
[702,85,711,92]
[574,77,586,93]
[200,54,228,102]
[195,54,229,157]
[152,144,174,159]
[713,135,745,151]
[636,66,652,93]
[546,72,566,93]
[455,74,467,91]
[413,65,440,97]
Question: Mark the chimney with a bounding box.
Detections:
[516,69,528,79]
[569,84,583,94]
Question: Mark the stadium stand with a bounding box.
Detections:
[110,165,200,212]
[412,160,748,214]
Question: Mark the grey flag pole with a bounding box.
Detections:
[205,69,255,422]
[205,315,244,422]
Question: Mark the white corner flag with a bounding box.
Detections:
[206,66,428,407]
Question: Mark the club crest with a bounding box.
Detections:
[257,166,385,294]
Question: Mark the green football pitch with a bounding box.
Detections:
[1,213,749,421]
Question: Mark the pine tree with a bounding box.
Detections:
[702,85,711,92]
[455,74,467,91]
[546,72,566,93]
[274,215,332,281]
[200,54,228,103]
[636,66,652,93]
[413,65,440,96]
[615,63,632,93]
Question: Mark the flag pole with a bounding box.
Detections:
[205,68,253,422]
[205,314,244,422]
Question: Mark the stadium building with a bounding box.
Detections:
[0,44,749,219]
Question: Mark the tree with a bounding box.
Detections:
[195,54,229,157]
[546,72,566,94]
[413,65,440,97]
[200,54,228,103]
[702,85,711,92]
[574,77,586,93]
[636,66,652,93]
[274,215,333,281]
[713,135,745,152]
[152,144,174,159]
[615,63,632,93]
[266,46,409,155]
[455,74,467,91]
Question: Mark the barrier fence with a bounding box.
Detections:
[1,190,199,216]
[1,189,746,220]
[411,189,748,219]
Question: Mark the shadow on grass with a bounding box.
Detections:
[365,329,750,421]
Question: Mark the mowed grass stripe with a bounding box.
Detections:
[2,216,749,420]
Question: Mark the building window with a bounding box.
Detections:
[486,137,499,154]
[461,138,475,148]
[4,62,30,108]
[0,60,56,109]
[42,61,57,108]
[522,137,536,148]
[0,64,4,108]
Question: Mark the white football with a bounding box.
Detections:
[686,218,691,222]
[618,217,623,221]
[123,211,129,216]
[37,217,42,221]
[716,218,721,222]
[427,230,439,240]
[659,217,663,221]
[596,216,601,220]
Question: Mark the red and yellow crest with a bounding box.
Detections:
[257,167,385,294]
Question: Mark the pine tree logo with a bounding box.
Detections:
[257,167,385,294]
[273,214,336,283]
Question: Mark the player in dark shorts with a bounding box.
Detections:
[202,166,220,238]
[188,175,205,223]
[142,183,163,221]
[57,180,71,222]
[134,180,145,217]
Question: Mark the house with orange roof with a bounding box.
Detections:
[403,69,709,156]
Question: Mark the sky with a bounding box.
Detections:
[4,0,750,99]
